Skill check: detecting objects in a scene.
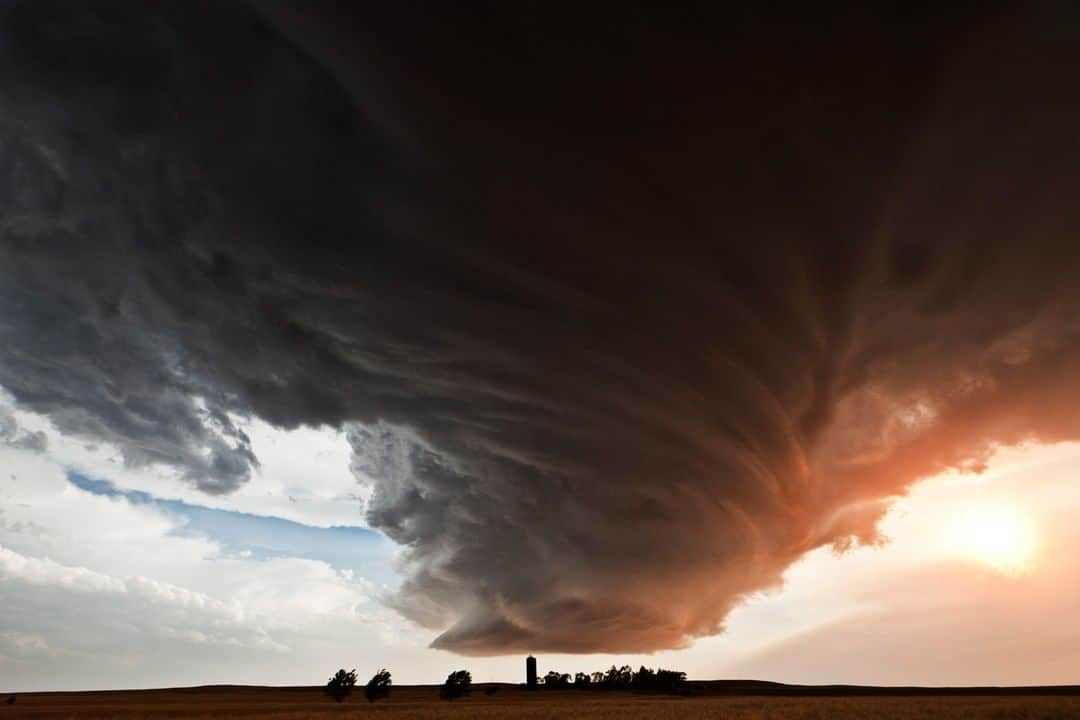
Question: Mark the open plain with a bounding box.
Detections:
[5,685,1080,720]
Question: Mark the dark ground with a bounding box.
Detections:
[4,683,1080,719]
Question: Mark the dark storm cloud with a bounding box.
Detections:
[4,1,1080,653]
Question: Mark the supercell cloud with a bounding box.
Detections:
[3,2,1080,653]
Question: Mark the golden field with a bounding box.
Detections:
[4,686,1080,719]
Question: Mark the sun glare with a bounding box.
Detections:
[946,503,1039,576]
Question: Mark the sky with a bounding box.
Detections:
[4,0,1080,691]
[4,403,1080,690]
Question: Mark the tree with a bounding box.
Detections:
[440,670,472,700]
[543,670,570,688]
[574,672,591,687]
[632,666,656,690]
[602,665,633,688]
[324,668,357,703]
[364,668,392,703]
[655,669,687,693]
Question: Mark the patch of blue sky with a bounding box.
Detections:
[67,472,399,588]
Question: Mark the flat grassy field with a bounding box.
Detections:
[5,685,1080,719]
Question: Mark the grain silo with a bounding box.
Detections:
[526,655,537,687]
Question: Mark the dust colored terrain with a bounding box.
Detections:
[5,685,1080,719]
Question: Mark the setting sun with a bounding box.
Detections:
[946,503,1039,576]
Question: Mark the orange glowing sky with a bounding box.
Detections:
[448,442,1080,687]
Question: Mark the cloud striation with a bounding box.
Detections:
[3,1,1080,653]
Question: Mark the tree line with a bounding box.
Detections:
[540,665,687,693]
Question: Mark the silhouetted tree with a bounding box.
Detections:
[590,671,605,685]
[655,669,687,693]
[440,670,472,700]
[325,668,357,703]
[603,665,633,689]
[364,668,392,703]
[574,672,591,687]
[632,666,656,689]
[543,670,570,688]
